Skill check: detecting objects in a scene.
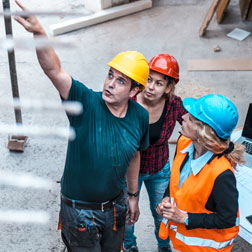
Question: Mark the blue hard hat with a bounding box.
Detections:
[183,94,238,139]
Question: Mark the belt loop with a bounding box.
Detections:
[72,200,75,208]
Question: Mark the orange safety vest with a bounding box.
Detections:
[169,135,239,252]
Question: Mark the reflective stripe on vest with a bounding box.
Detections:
[170,218,239,250]
[236,217,240,226]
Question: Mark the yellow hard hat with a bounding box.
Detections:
[107,51,149,89]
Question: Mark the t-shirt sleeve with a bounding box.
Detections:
[65,78,93,127]
[138,110,149,151]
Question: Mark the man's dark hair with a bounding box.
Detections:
[131,80,142,90]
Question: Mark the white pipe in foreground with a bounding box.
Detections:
[0,210,50,224]
[0,171,53,189]
[3,98,83,116]
[0,124,76,141]
[0,10,85,17]
[0,35,79,50]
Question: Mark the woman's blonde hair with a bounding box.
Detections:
[192,117,245,169]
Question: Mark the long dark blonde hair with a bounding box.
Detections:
[192,117,245,169]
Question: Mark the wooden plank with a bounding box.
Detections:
[247,1,252,21]
[199,0,221,37]
[216,0,231,23]
[8,136,28,152]
[239,0,252,21]
[188,59,252,71]
[50,0,152,35]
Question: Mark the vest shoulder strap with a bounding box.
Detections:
[176,135,192,153]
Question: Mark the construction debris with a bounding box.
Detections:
[227,28,251,41]
[214,45,221,52]
[7,135,27,152]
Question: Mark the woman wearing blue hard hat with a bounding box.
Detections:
[156,94,245,252]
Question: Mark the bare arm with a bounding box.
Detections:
[14,0,71,99]
[126,151,140,224]
[126,151,140,194]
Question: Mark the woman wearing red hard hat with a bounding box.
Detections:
[123,54,186,252]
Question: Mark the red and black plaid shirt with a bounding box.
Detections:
[140,96,186,174]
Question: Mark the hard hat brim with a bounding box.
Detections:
[183,97,197,116]
[107,61,145,87]
[183,97,215,130]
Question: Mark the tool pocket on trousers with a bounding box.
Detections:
[114,203,127,229]
[69,222,98,248]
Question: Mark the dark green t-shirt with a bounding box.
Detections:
[61,79,149,202]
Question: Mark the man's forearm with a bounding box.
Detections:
[126,151,141,224]
[35,37,61,80]
[126,151,140,193]
[34,32,71,98]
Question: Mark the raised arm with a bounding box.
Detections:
[14,0,71,99]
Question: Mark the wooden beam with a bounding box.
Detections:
[216,0,231,24]
[188,59,252,71]
[199,0,220,37]
[50,0,152,36]
[239,0,252,21]
[247,1,252,21]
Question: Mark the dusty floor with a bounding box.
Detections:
[0,0,252,251]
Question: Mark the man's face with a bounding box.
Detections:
[102,68,134,105]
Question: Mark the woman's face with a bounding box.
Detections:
[143,70,171,102]
[181,113,198,141]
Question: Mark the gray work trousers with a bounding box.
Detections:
[60,195,127,252]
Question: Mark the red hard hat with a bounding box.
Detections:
[148,54,179,84]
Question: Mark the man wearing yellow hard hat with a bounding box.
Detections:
[15,1,149,251]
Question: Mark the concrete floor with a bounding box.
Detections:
[0,0,252,251]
